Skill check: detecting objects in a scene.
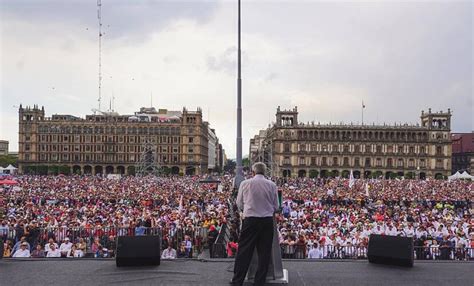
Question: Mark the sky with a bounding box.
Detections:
[0,0,472,157]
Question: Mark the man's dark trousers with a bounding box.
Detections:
[232,217,274,286]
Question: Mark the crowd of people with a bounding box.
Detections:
[1,174,473,260]
[275,177,473,260]
[1,175,233,258]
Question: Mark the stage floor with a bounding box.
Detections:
[1,259,472,286]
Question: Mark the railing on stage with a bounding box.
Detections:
[281,245,474,261]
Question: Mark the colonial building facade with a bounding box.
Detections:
[18,105,222,175]
[451,132,474,174]
[250,107,452,179]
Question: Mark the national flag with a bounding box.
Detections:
[365,183,369,197]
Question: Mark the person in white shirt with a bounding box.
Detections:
[12,242,31,258]
[67,245,84,258]
[44,238,58,254]
[46,243,61,258]
[161,245,177,259]
[231,162,279,286]
[307,243,323,259]
[60,238,73,257]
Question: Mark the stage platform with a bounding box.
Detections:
[1,259,472,286]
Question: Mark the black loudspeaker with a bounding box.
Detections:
[368,234,414,267]
[116,236,161,267]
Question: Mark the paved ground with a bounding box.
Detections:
[1,259,473,286]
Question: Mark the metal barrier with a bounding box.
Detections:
[3,226,204,258]
[281,245,474,261]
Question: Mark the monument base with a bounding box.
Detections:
[245,269,289,284]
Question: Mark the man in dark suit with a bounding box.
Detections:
[231,162,279,286]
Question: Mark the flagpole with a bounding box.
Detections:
[234,0,244,189]
[361,100,364,125]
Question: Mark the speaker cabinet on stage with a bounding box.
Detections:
[116,236,161,267]
[368,234,414,267]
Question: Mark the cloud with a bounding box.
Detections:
[0,0,472,158]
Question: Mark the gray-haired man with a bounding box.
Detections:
[231,162,279,286]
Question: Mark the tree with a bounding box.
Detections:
[309,170,319,178]
[242,157,250,167]
[0,155,17,167]
[224,159,236,173]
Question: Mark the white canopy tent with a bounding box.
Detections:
[3,164,18,174]
[448,171,461,181]
[448,171,473,181]
[460,171,473,180]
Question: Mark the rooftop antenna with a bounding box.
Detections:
[97,0,103,113]
[112,91,115,112]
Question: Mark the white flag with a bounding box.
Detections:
[349,170,355,189]
[365,183,370,197]
[178,195,183,213]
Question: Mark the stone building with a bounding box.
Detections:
[250,106,452,179]
[0,140,8,156]
[18,105,216,175]
[451,132,474,174]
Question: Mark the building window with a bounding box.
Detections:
[420,159,426,167]
[283,157,290,165]
[299,157,305,165]
[188,137,194,143]
[387,158,393,167]
[343,157,349,166]
[436,159,443,169]
[398,158,404,167]
[409,146,415,154]
[376,145,382,153]
[376,158,382,167]
[420,146,426,154]
[299,144,306,151]
[333,157,338,166]
[311,157,316,166]
[284,144,290,152]
[408,159,415,168]
[365,158,371,167]
[322,157,327,166]
[354,157,360,166]
[436,146,442,155]
[25,144,30,151]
